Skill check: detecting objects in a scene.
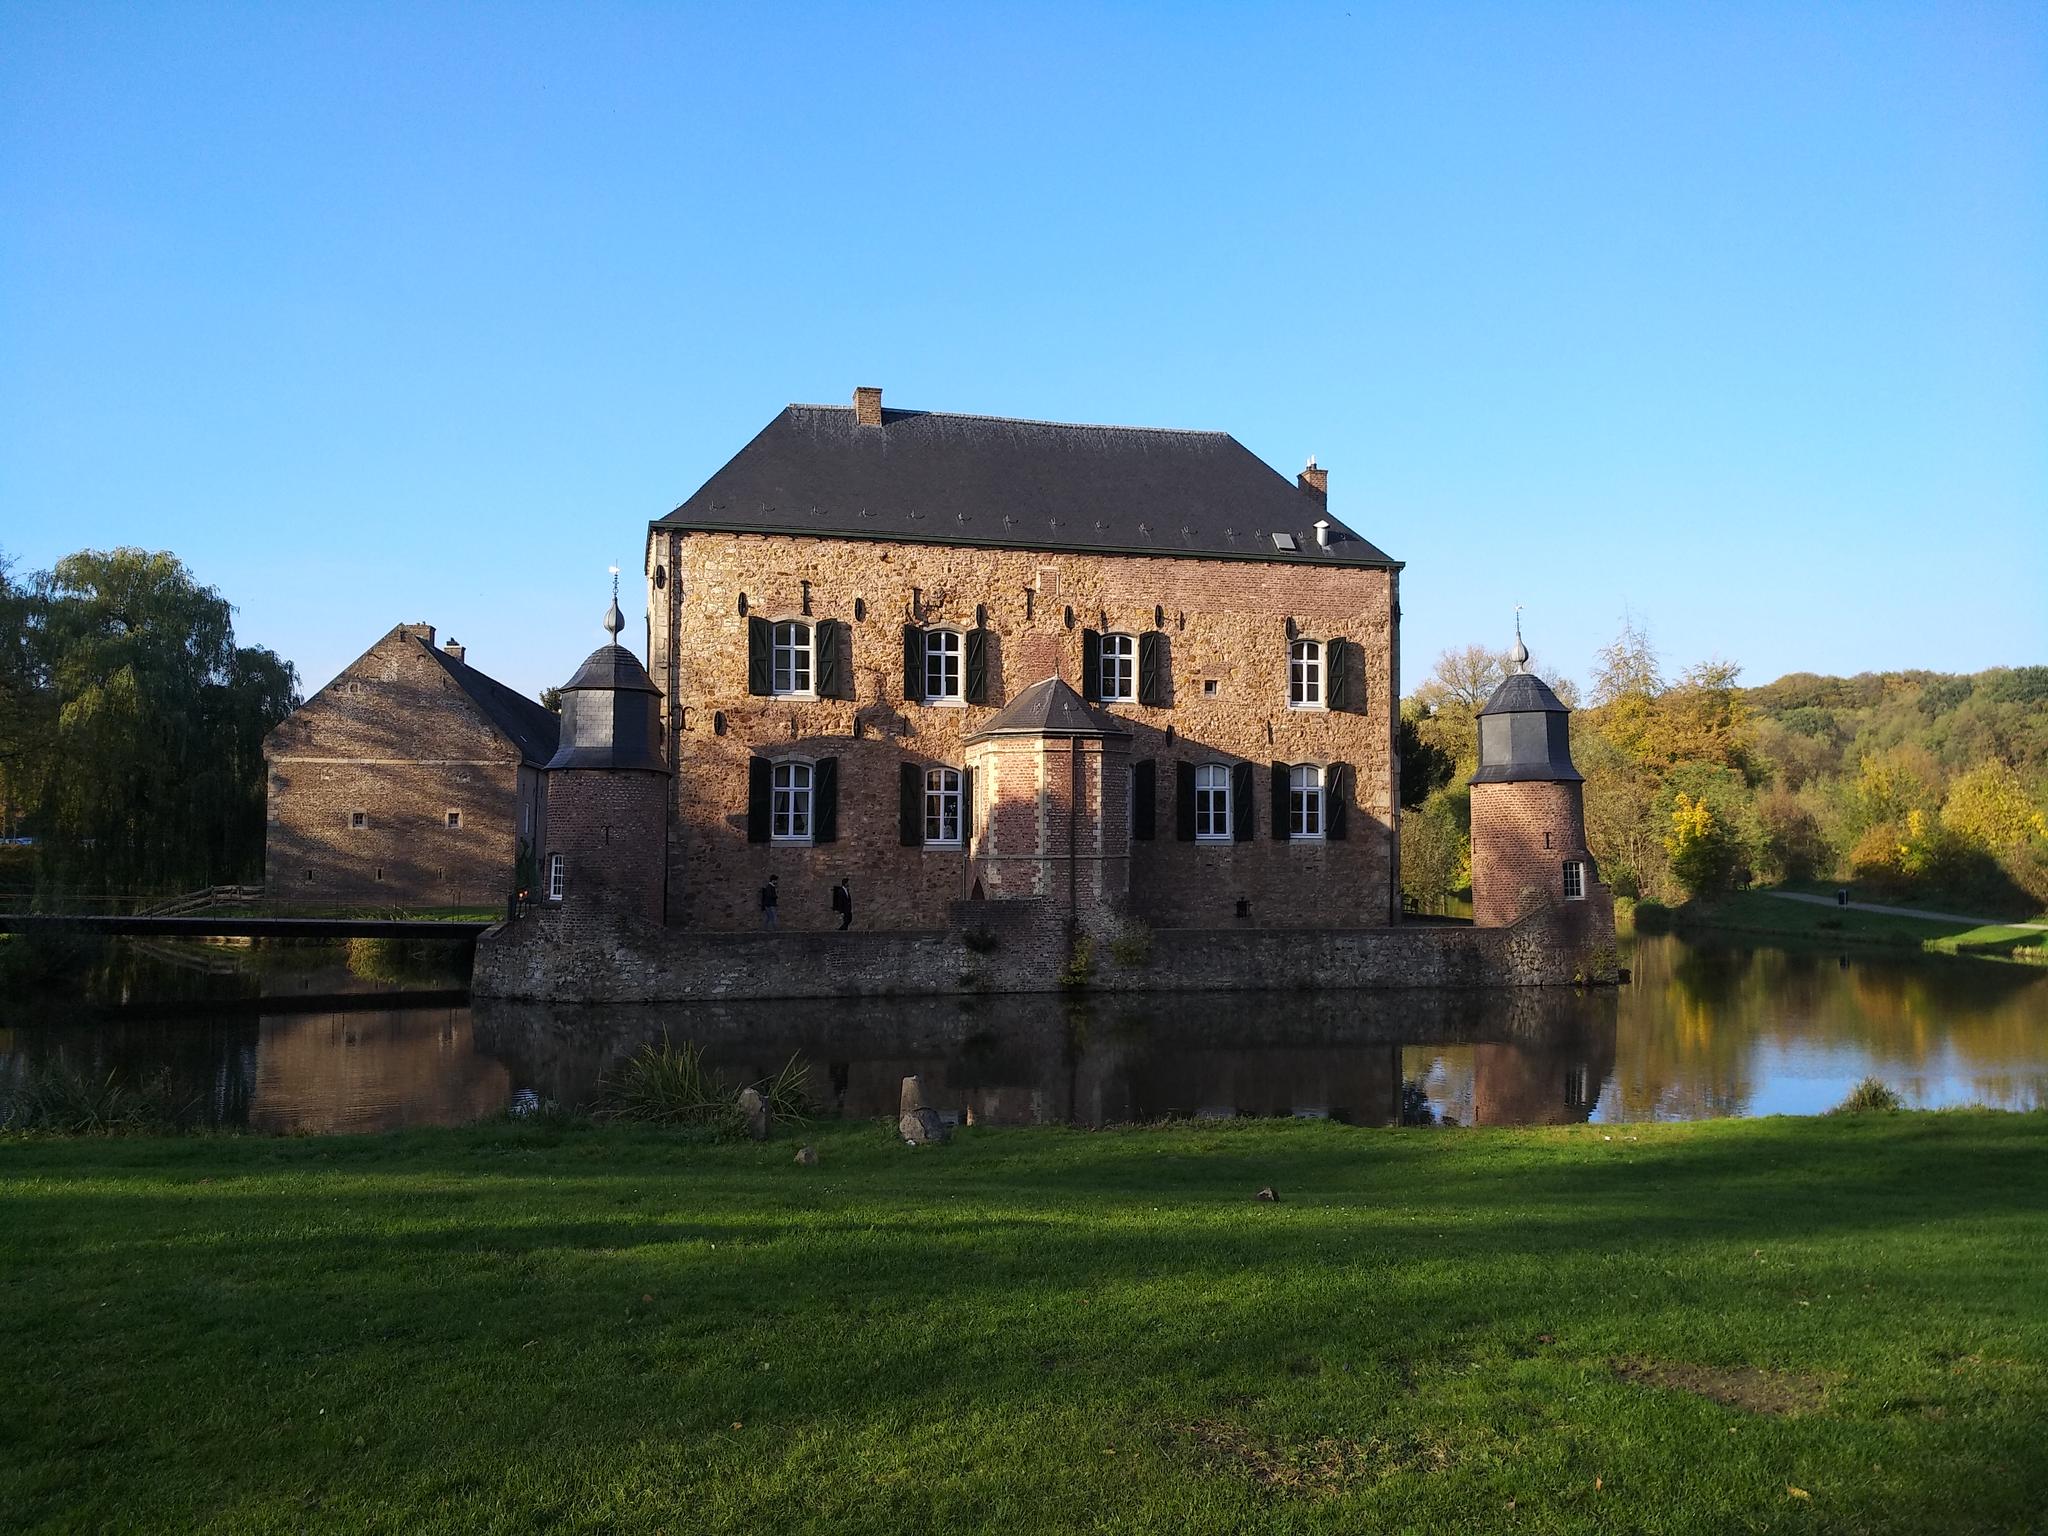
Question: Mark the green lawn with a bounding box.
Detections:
[3,1115,2044,1533]
[1655,889,2048,963]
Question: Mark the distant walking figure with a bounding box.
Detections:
[760,874,780,930]
[831,879,853,931]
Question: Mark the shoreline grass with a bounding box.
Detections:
[3,1113,2044,1532]
[1642,888,2048,964]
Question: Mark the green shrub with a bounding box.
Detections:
[1058,936,1095,991]
[1107,923,1152,968]
[1633,900,1672,933]
[593,1037,810,1134]
[1830,1077,1905,1115]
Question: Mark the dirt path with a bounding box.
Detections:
[1764,890,2048,932]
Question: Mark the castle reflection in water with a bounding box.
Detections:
[6,933,2044,1132]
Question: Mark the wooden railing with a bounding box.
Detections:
[134,884,267,918]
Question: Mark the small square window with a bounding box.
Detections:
[446,811,462,829]
[348,810,368,830]
[1203,678,1219,697]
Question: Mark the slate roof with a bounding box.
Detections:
[561,643,661,696]
[965,676,1131,741]
[417,637,562,767]
[1476,672,1571,717]
[655,405,1399,568]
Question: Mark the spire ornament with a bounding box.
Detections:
[1508,605,1529,673]
[603,564,624,641]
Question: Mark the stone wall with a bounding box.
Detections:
[472,898,1609,1003]
[264,624,542,907]
[643,530,1399,932]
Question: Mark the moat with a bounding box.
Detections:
[2,934,2042,1132]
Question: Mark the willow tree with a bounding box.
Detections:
[25,549,298,899]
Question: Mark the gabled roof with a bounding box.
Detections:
[418,639,561,767]
[655,405,1398,568]
[965,676,1131,741]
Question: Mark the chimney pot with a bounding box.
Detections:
[1313,519,1332,548]
[444,638,466,663]
[1298,458,1329,498]
[853,386,884,427]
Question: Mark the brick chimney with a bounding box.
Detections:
[853,386,884,427]
[1298,457,1328,498]
[398,622,436,646]
[443,637,466,664]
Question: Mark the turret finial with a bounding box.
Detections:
[1509,606,1529,673]
[603,564,624,640]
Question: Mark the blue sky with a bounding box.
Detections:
[4,2,2042,702]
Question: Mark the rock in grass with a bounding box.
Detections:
[737,1087,770,1141]
[1255,1186,1279,1202]
[794,1144,818,1166]
[898,1075,949,1146]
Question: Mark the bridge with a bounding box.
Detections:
[0,914,495,940]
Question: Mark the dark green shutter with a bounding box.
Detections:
[818,622,852,700]
[1327,763,1350,840]
[1139,631,1168,706]
[1082,629,1102,702]
[746,757,771,842]
[965,628,989,704]
[902,625,924,702]
[747,617,772,696]
[1271,762,1290,840]
[813,757,839,844]
[899,761,922,846]
[1174,760,1196,841]
[1326,637,1352,712]
[1132,759,1156,840]
[1232,761,1255,842]
[961,767,974,849]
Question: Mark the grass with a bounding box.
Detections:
[3,1114,2044,1532]
[1650,889,2048,964]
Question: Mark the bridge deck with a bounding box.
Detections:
[0,915,494,940]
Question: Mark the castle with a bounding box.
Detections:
[268,387,1614,999]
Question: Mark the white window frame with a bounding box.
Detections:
[1289,764,1325,841]
[1195,763,1232,842]
[348,809,368,830]
[546,853,564,901]
[1562,859,1586,900]
[445,810,462,830]
[924,766,963,847]
[771,620,814,697]
[923,628,964,705]
[1289,639,1324,709]
[772,759,814,844]
[1100,633,1137,703]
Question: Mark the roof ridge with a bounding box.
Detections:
[784,403,1232,438]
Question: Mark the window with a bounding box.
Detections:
[1195,763,1231,841]
[1289,639,1323,708]
[547,853,564,901]
[924,767,963,846]
[772,761,814,843]
[772,621,813,696]
[348,810,368,830]
[1100,633,1137,702]
[1290,764,1325,840]
[445,810,462,830]
[923,629,963,703]
[1563,860,1586,900]
[1203,678,1219,697]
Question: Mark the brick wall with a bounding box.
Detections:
[543,768,668,926]
[264,625,541,906]
[1469,779,1596,927]
[644,531,1398,930]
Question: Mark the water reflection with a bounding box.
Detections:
[1,935,2043,1132]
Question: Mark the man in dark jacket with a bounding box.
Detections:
[830,879,853,931]
[760,874,779,930]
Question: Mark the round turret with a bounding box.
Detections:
[1471,671,1581,784]
[544,599,667,775]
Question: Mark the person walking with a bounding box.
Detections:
[759,873,780,930]
[831,879,853,931]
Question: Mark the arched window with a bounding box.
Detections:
[1195,762,1231,841]
[1290,764,1325,839]
[924,766,963,846]
[1100,633,1137,702]
[772,760,813,842]
[1289,639,1323,708]
[923,629,963,703]
[772,621,813,696]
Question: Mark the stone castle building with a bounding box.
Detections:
[625,387,1402,937]
[263,623,557,906]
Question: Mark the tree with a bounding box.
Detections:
[1941,762,2046,855]
[539,686,563,712]
[1664,791,1739,897]
[1401,789,1470,914]
[24,549,299,896]
[1397,708,1454,808]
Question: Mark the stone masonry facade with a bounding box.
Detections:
[265,624,548,907]
[643,531,1400,933]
